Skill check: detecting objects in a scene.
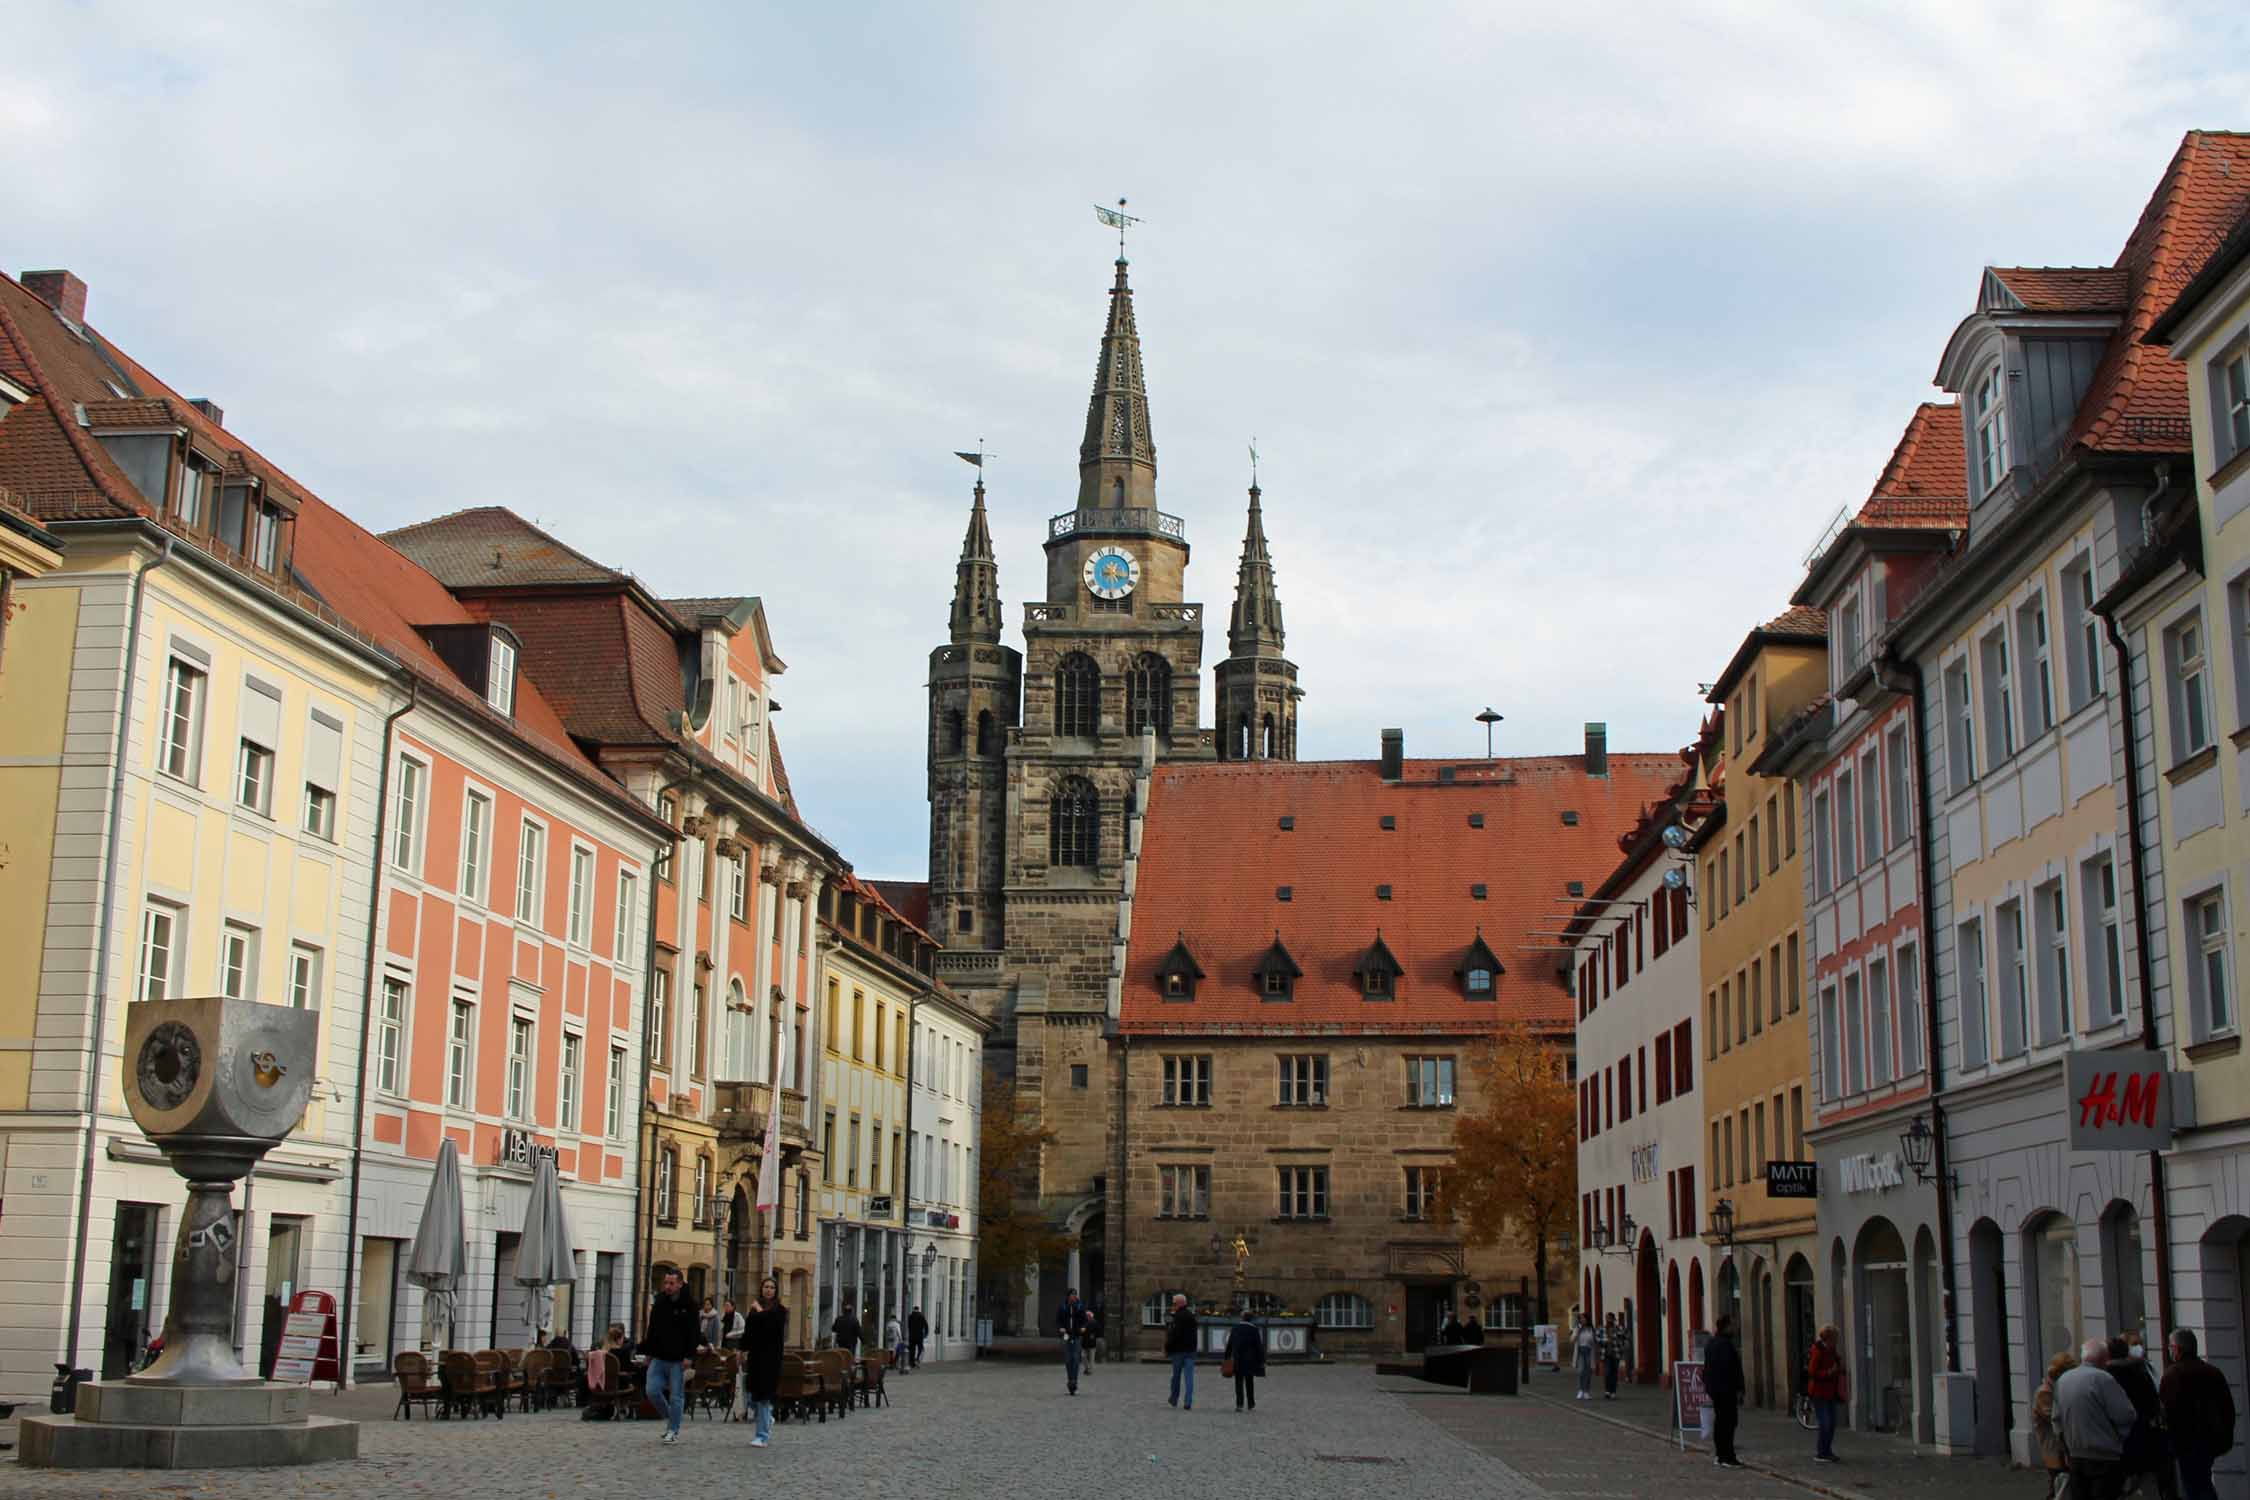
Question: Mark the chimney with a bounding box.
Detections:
[1380,728,1404,783]
[190,398,225,428]
[21,269,88,324]
[1584,722,1608,778]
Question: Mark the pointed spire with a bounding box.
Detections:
[1228,478,1285,656]
[949,477,1002,644]
[1076,258,1157,509]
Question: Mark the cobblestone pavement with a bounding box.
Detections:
[0,1360,2029,1500]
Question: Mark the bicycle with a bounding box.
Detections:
[1792,1391,1816,1430]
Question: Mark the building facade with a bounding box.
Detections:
[907,979,987,1361]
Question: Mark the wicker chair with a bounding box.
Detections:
[538,1348,577,1409]
[443,1350,503,1419]
[818,1349,855,1419]
[859,1351,890,1409]
[687,1351,734,1420]
[471,1350,517,1418]
[584,1350,632,1420]
[776,1352,822,1423]
[393,1351,444,1420]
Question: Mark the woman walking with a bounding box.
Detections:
[1225,1308,1267,1412]
[2031,1349,2076,1498]
[741,1276,788,1447]
[1806,1324,1847,1463]
[1573,1315,1597,1400]
[1600,1315,1622,1399]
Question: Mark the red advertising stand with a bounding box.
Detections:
[272,1289,341,1389]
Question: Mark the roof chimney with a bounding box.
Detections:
[21,269,87,325]
[1584,722,1608,778]
[190,397,224,428]
[1380,728,1404,783]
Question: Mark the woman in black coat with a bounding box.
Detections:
[741,1277,788,1446]
[1224,1310,1268,1412]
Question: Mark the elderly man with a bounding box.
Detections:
[2055,1336,2142,1500]
[1164,1294,1200,1410]
[2162,1328,2239,1500]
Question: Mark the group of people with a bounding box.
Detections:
[2033,1328,2239,1500]
[637,1267,792,1446]
[1563,1314,1854,1471]
[1570,1313,1628,1400]
[1055,1288,1269,1412]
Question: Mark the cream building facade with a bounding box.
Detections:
[907,987,985,1361]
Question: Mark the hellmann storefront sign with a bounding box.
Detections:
[1838,1151,1904,1194]
[2065,1048,2186,1152]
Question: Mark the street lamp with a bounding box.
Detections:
[1899,1113,1956,1188]
[1710,1197,1735,1248]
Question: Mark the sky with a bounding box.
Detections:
[6,2,2247,877]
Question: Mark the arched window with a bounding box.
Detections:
[1112,477,1125,505]
[1261,713,1277,758]
[1125,653,1172,738]
[1051,776,1098,867]
[1234,716,1251,759]
[1055,653,1099,738]
[976,709,998,756]
[945,709,965,753]
[1316,1292,1373,1329]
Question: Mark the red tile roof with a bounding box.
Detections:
[1760,605,1827,638]
[1987,267,2130,314]
[840,871,937,948]
[869,880,933,933]
[385,505,628,588]
[1119,753,1683,1035]
[1860,402,1968,525]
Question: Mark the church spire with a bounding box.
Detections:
[1075,258,1158,510]
[949,477,1002,644]
[1228,480,1285,655]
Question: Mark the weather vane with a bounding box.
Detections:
[1094,197,1141,258]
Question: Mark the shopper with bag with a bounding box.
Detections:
[1224,1307,1266,1413]
[2162,1328,2238,1500]
[1806,1324,1847,1463]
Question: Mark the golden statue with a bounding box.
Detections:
[1232,1234,1250,1277]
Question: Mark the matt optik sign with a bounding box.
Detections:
[2067,1049,2185,1152]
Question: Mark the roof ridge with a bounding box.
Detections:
[383,505,629,584]
[0,280,143,516]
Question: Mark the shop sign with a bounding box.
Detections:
[1765,1161,1818,1198]
[868,1195,894,1217]
[2066,1049,2175,1152]
[1838,1152,1903,1194]
[1629,1143,1660,1184]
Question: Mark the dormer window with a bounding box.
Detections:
[1357,934,1403,1001]
[1456,933,1504,1000]
[250,501,281,571]
[486,630,518,716]
[1973,361,2010,496]
[1156,936,1204,1001]
[175,451,212,529]
[1254,936,1303,1002]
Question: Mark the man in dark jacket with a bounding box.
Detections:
[1704,1313,1747,1470]
[831,1299,863,1356]
[1225,1309,1267,1412]
[1164,1293,1199,1409]
[642,1268,704,1444]
[908,1306,929,1368]
[1057,1288,1094,1395]
[2163,1328,2238,1500]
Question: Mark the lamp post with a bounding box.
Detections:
[1476,707,1504,759]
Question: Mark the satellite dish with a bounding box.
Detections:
[1660,824,1688,850]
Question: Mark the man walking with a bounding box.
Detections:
[1057,1287,1093,1395]
[2057,1336,2142,1500]
[1165,1293,1199,1410]
[908,1305,929,1369]
[642,1268,703,1446]
[831,1298,863,1357]
[1705,1314,1746,1470]
[2162,1328,2238,1500]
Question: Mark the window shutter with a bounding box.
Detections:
[306,709,344,792]
[241,676,282,749]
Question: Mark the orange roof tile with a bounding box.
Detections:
[1860,402,1968,525]
[1119,754,1682,1035]
[1988,267,2130,314]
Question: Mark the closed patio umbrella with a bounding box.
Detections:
[407,1137,467,1349]
[514,1151,577,1333]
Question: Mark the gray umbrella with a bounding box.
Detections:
[514,1151,577,1332]
[407,1137,467,1349]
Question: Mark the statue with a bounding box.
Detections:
[1233,1233,1250,1275]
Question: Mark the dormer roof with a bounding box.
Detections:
[1455,931,1504,981]
[1356,933,1403,989]
[1253,935,1304,982]
[1982,267,2131,315]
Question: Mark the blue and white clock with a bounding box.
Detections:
[1083,545,1140,601]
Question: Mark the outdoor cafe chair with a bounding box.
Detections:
[392,1351,444,1420]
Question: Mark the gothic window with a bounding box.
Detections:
[1055,653,1099,738]
[1051,776,1098,867]
[976,709,999,756]
[1126,653,1173,738]
[945,709,965,754]
[1261,713,1277,758]
[1234,716,1252,759]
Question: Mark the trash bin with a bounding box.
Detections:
[49,1363,90,1415]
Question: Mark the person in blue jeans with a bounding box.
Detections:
[1164,1294,1199,1409]
[741,1277,788,1447]
[642,1268,704,1444]
[1057,1287,1093,1394]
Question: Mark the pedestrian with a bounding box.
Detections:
[1225,1306,1267,1413]
[2108,1333,2175,1500]
[2161,1327,2238,1500]
[1057,1287,1094,1396]
[2056,1336,2140,1500]
[699,1296,721,1350]
[1573,1315,1596,1400]
[831,1298,863,1356]
[1601,1315,1622,1399]
[1440,1310,1466,1345]
[2032,1349,2077,1499]
[1164,1293,1199,1410]
[739,1276,787,1447]
[642,1267,703,1446]
[721,1297,746,1349]
[885,1311,906,1372]
[1705,1313,1746,1470]
[1079,1302,1101,1383]
[909,1305,929,1368]
[1805,1323,1847,1463]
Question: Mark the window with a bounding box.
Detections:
[2189,890,2234,1039]
[729,854,747,922]
[1158,1164,1210,1219]
[869,1123,883,1198]
[1406,1055,1456,1108]
[2082,855,2125,1026]
[1859,747,1882,862]
[2034,878,2070,1046]
[1316,1292,1373,1329]
[1959,917,1990,1066]
[615,871,638,965]
[852,990,866,1060]
[1973,360,2010,494]
[654,794,677,883]
[1750,959,1763,1035]
[1886,723,1912,849]
[2216,343,2250,463]
[1720,1119,1733,1187]
[822,1111,836,1184]
[655,1148,676,1223]
[686,982,704,1078]
[1124,653,1172,737]
[250,503,280,571]
[1404,1166,1443,1220]
[2168,613,2215,759]
[847,1116,862,1187]
[287,942,321,1009]
[1277,1166,1330,1220]
[607,1044,626,1137]
[1279,1054,1328,1106]
[486,632,516,716]
[692,1154,710,1225]
[1820,985,1842,1102]
[175,453,208,527]
[1786,932,1801,1012]
[1835,768,1857,881]
[1811,788,1833,896]
[235,738,274,816]
[303,783,336,840]
[1050,776,1098,867]
[1998,900,2029,1058]
[1897,942,1923,1076]
[567,846,594,947]
[1785,782,1797,856]
[1842,971,1865,1095]
[1054,652,1099,737]
[1161,1055,1212,1107]
[1945,658,1976,792]
[158,656,207,782]
[375,975,406,1093]
[1982,627,2016,764]
[875,1005,888,1070]
[220,922,258,1000]
[2064,557,2104,713]
[649,963,671,1067]
[1769,942,1784,1021]
[1767,795,1781,872]
[2018,594,2055,740]
[447,1000,473,1108]
[137,901,182,1003]
[1733,834,1746,903]
[560,1032,582,1131]
[1747,816,1761,891]
[391,755,426,871]
[506,1015,533,1119]
[1868,955,1892,1087]
[516,821,545,924]
[460,790,491,902]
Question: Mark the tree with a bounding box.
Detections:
[1445,1022,1578,1325]
[976,1077,1070,1328]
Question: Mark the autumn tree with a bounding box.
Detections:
[976,1077,1071,1330]
[1445,1022,1578,1325]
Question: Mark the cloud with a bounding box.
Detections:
[3,0,2243,874]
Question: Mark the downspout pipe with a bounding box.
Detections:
[64,533,173,1372]
[1900,656,1962,1373]
[336,676,417,1386]
[635,774,695,1336]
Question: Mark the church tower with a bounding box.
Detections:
[1214,479,1299,759]
[926,473,1019,949]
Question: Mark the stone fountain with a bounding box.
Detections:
[20,996,360,1467]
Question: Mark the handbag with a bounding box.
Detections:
[1221,1357,1236,1378]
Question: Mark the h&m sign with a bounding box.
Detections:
[2066,1049,2180,1152]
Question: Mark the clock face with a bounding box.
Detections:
[1083,545,1140,601]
